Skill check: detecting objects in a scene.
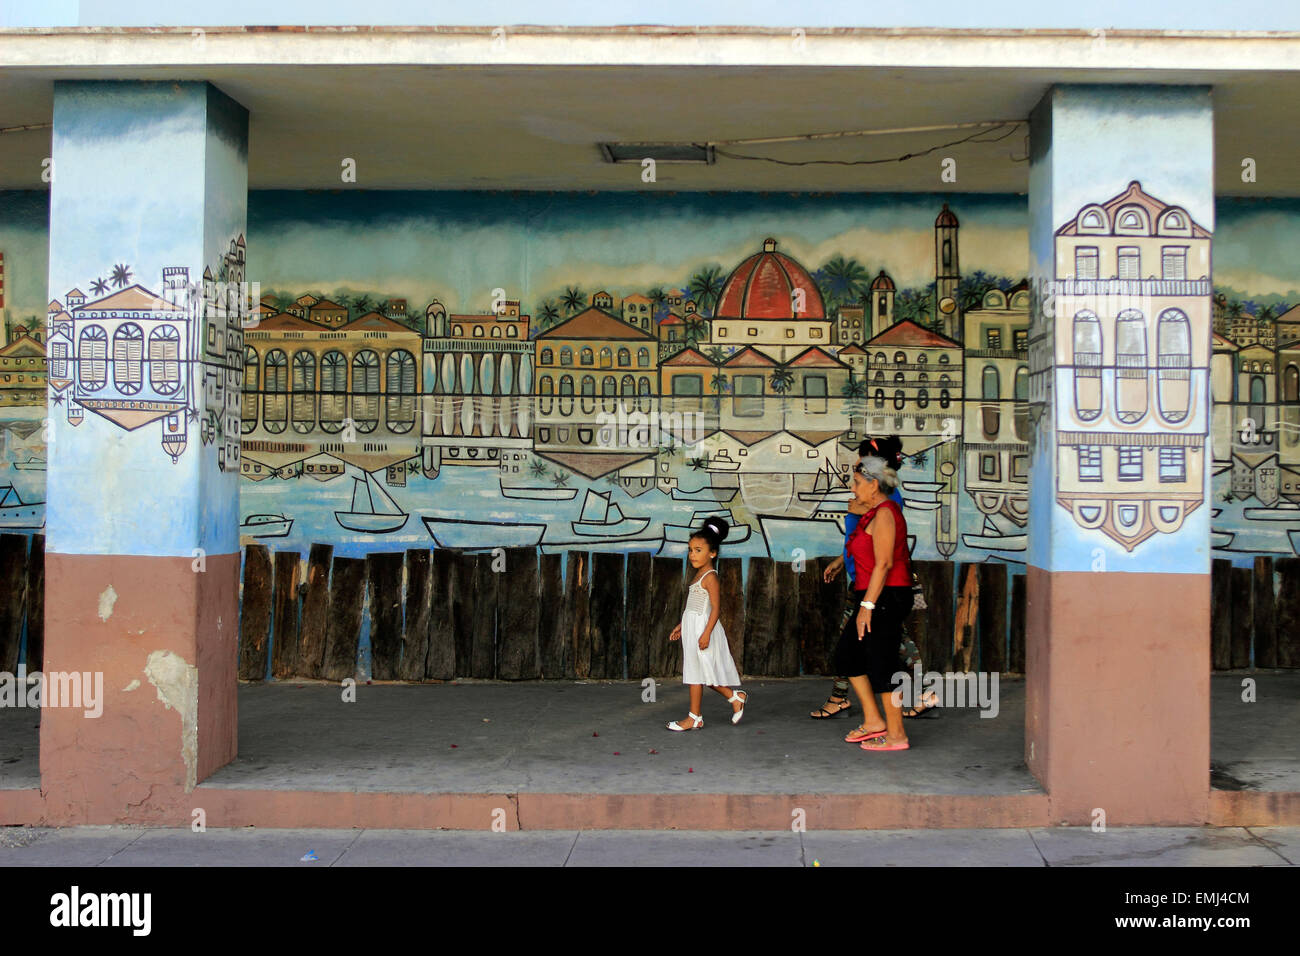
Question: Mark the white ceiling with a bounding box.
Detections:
[1,31,1298,194]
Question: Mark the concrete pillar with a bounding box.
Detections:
[42,81,248,823]
[1025,85,1213,824]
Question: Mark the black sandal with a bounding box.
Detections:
[810,696,852,719]
[902,692,940,719]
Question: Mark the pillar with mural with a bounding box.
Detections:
[42,80,248,822]
[1026,84,1214,824]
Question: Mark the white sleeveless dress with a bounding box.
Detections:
[680,569,742,686]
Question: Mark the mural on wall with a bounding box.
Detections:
[1046,181,1212,552]
[2,189,1298,565]
[44,235,247,468]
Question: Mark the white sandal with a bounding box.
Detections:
[667,712,703,732]
[728,691,748,725]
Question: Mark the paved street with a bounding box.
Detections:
[1,824,1296,866]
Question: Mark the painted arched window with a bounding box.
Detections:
[1285,364,1300,403]
[918,388,930,409]
[599,347,613,368]
[637,347,650,367]
[320,350,347,433]
[875,352,887,365]
[490,326,501,338]
[874,370,885,384]
[242,345,259,432]
[473,325,484,337]
[560,347,573,366]
[874,388,885,409]
[351,350,380,433]
[894,371,905,384]
[540,348,553,365]
[894,351,907,365]
[982,365,1001,439]
[291,350,317,434]
[601,375,617,412]
[893,389,905,410]
[148,326,181,395]
[621,374,636,398]
[580,347,594,366]
[617,348,631,367]
[1156,309,1191,424]
[1249,376,1267,441]
[539,374,554,414]
[113,323,144,395]
[263,349,288,434]
[386,350,417,434]
[559,374,574,415]
[1115,309,1148,424]
[1072,311,1103,421]
[79,326,108,392]
[638,376,652,413]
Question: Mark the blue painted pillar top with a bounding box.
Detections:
[46,81,249,558]
[1026,85,1214,574]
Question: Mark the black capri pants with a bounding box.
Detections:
[832,586,913,695]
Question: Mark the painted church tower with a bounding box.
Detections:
[934,203,961,340]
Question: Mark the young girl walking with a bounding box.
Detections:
[666,517,748,731]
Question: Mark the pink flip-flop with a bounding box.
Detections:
[860,738,910,752]
[844,727,887,743]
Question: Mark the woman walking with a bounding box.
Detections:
[835,454,915,752]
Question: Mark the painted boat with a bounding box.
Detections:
[423,517,546,549]
[571,489,650,537]
[1290,529,1300,556]
[757,514,844,562]
[671,485,739,502]
[240,513,293,538]
[1243,503,1300,522]
[499,484,579,501]
[11,457,45,472]
[0,485,43,530]
[663,511,752,544]
[335,472,409,534]
[963,516,1027,553]
[1211,529,1235,549]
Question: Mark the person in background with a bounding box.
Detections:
[810,436,938,719]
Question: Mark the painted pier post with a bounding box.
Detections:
[41,81,248,823]
[1025,85,1213,824]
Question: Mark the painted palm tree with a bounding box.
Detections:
[688,453,711,471]
[561,287,586,315]
[688,266,725,317]
[1226,300,1244,320]
[684,316,708,348]
[648,287,669,322]
[770,367,795,418]
[841,378,868,423]
[528,459,549,479]
[658,438,678,462]
[110,264,133,289]
[1259,305,1277,323]
[819,256,870,311]
[551,469,571,488]
[910,451,928,468]
[705,346,728,364]
[539,300,561,330]
[710,371,729,414]
[90,278,109,296]
[353,295,372,315]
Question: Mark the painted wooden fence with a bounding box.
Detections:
[3,535,1296,678]
[231,545,1088,682]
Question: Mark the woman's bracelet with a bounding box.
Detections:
[860,600,875,610]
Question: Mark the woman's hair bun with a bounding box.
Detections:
[703,516,730,542]
[860,434,905,469]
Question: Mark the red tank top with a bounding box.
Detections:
[846,498,911,590]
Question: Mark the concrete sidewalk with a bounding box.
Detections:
[1,825,1296,866]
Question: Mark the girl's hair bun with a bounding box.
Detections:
[703,516,730,542]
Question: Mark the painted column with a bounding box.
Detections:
[1026,85,1213,824]
[42,81,248,823]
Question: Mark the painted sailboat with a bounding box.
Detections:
[0,485,43,530]
[962,516,1027,553]
[572,489,649,537]
[240,513,293,538]
[335,472,409,534]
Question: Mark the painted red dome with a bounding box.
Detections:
[714,238,825,320]
[935,203,959,228]
[870,270,895,291]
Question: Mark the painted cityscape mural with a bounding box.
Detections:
[1,190,1298,566]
